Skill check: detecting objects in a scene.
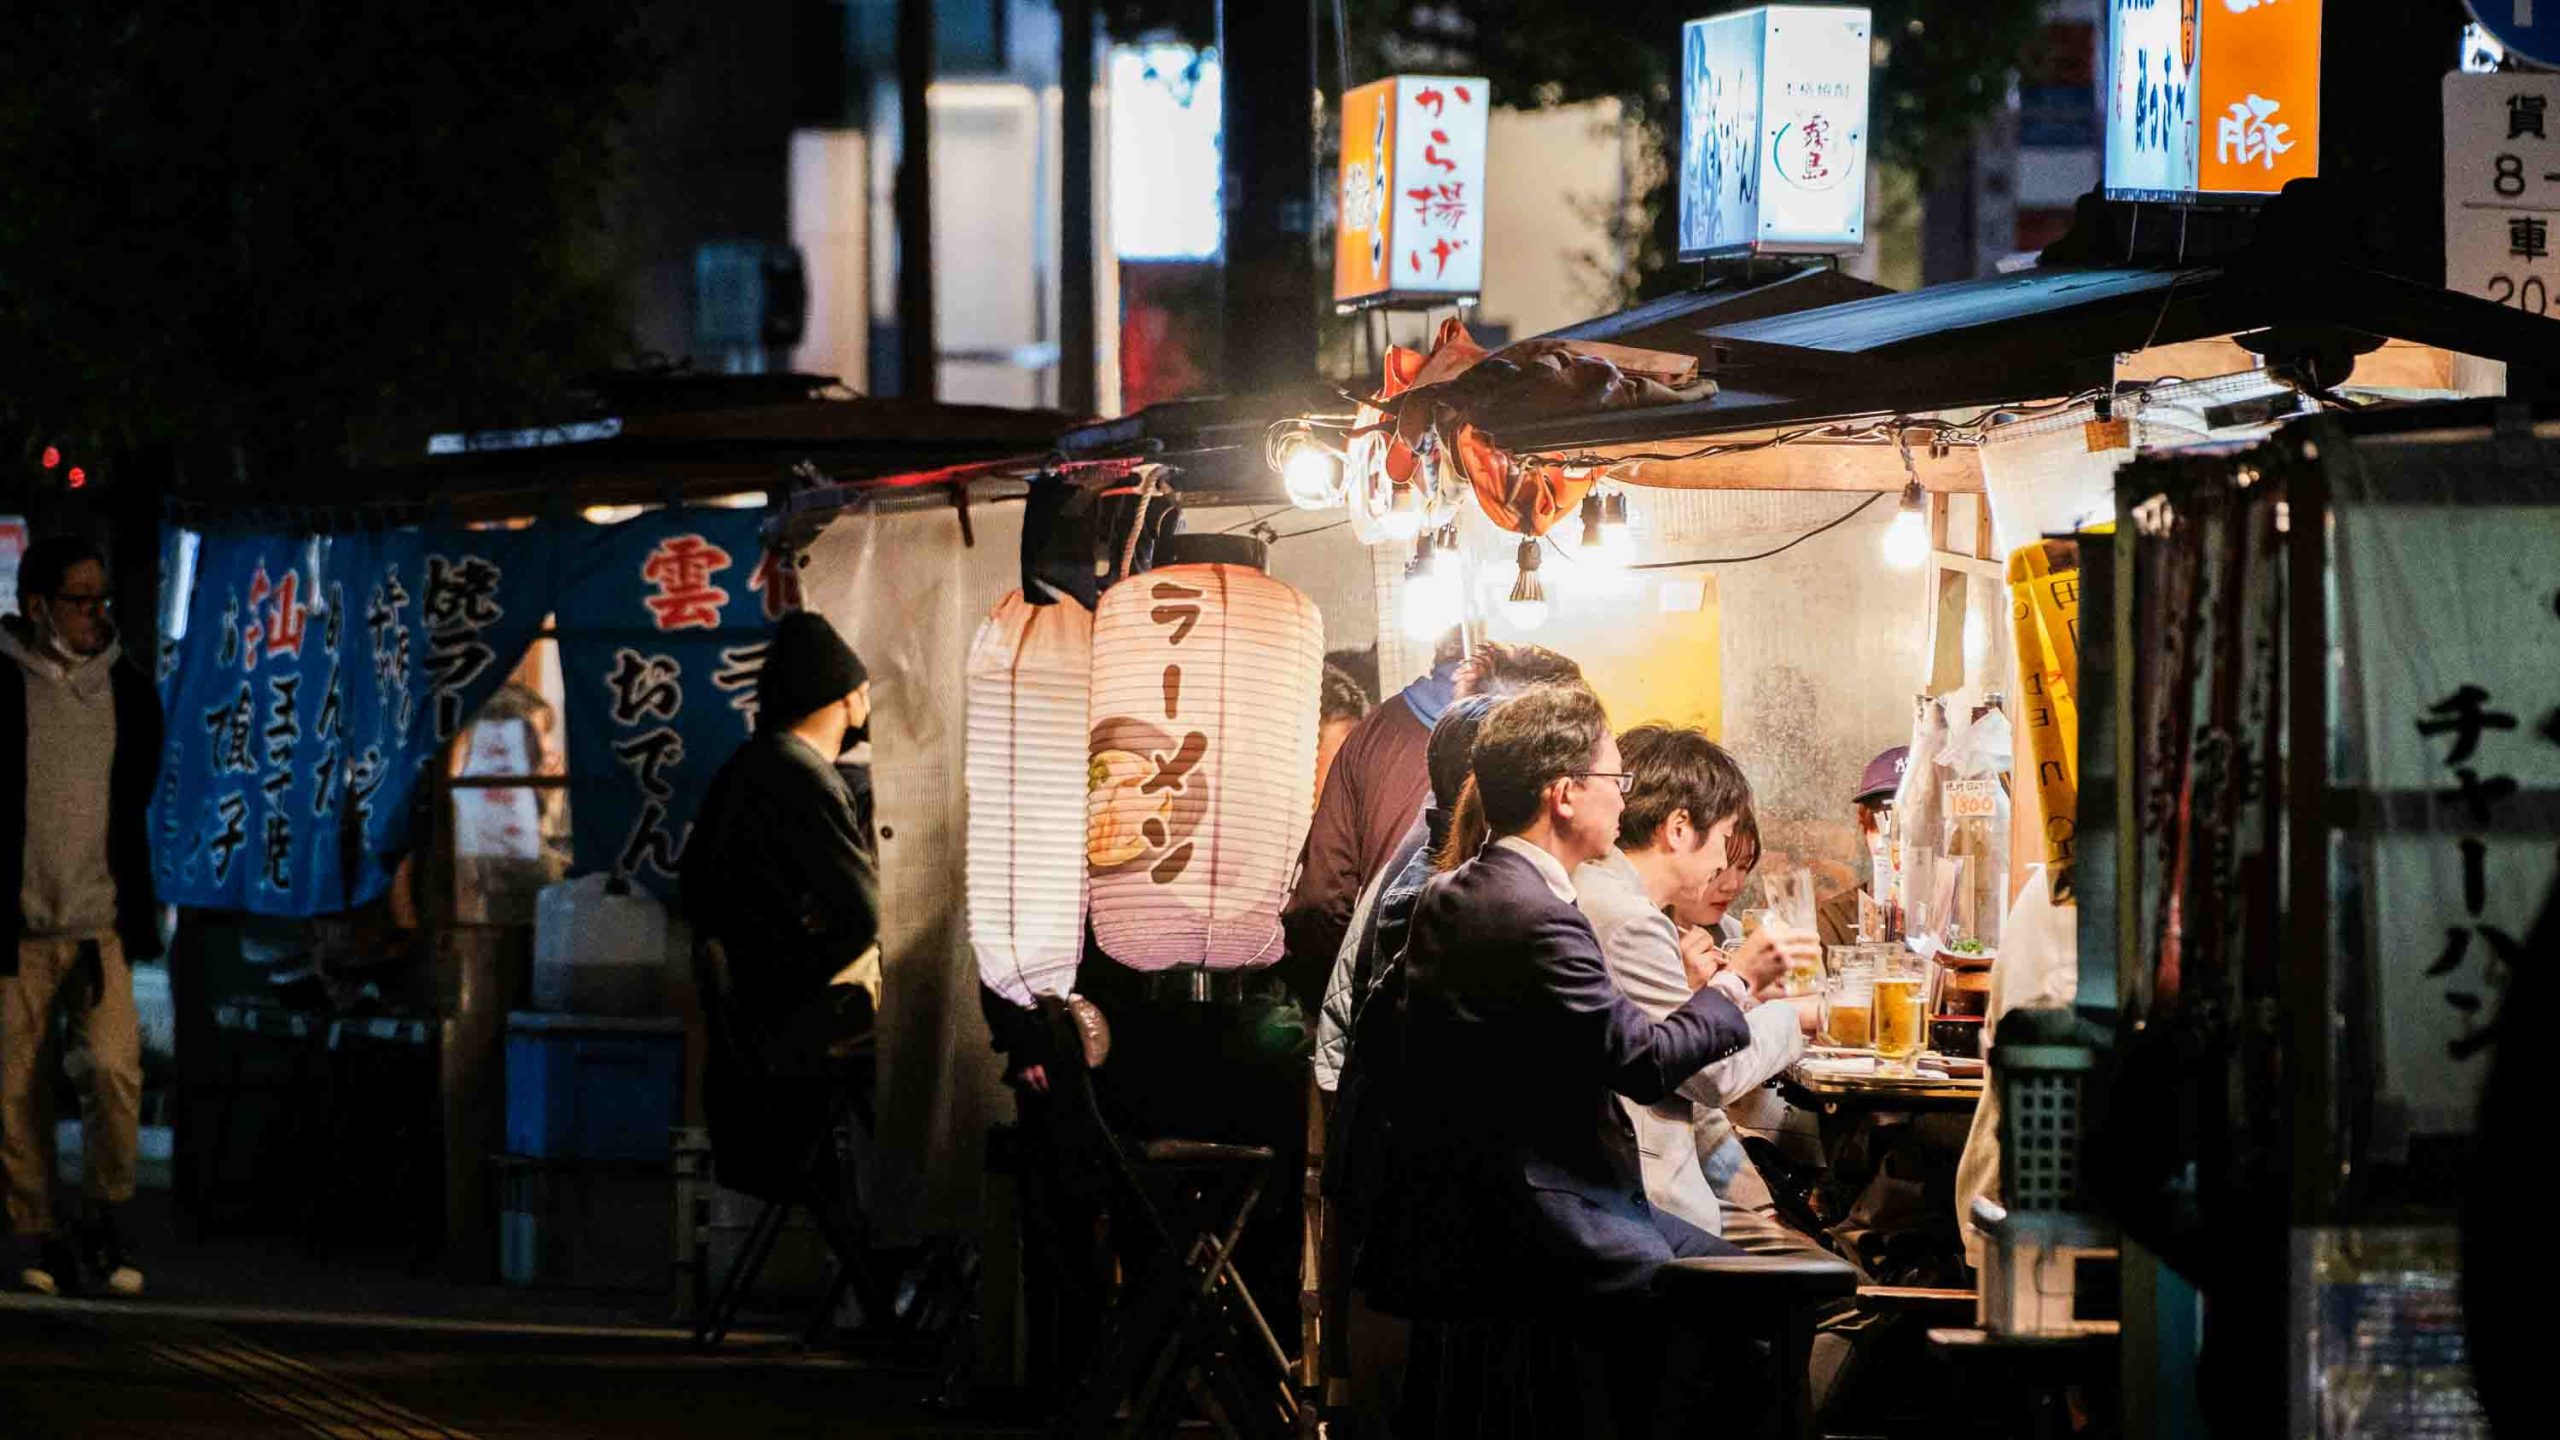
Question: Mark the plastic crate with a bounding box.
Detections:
[504,1012,684,1162]
[1992,1040,2094,1214]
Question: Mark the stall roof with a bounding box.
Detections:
[171,378,1075,523]
[1055,267,1889,503]
[1535,263,1891,353]
[1491,257,2559,457]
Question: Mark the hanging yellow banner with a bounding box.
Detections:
[2008,540,2080,898]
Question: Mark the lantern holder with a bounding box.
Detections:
[1143,969,1264,1005]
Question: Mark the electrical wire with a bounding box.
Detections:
[1269,518,1350,542]
[1620,492,1887,570]
[1221,505,1294,533]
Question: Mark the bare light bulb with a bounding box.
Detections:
[1598,491,1635,565]
[1377,485,1426,540]
[1425,524,1463,587]
[1281,442,1342,510]
[1401,533,1461,640]
[1402,569,1460,640]
[1882,482,1929,569]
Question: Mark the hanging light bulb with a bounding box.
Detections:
[1377,482,1426,540]
[1278,435,1344,511]
[1881,479,1930,570]
[1427,523,1463,585]
[1599,491,1634,565]
[1503,538,1550,632]
[1400,533,1459,641]
[1578,492,1607,554]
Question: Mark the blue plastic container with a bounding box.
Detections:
[504,1012,685,1161]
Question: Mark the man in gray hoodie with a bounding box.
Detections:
[1,535,162,1296]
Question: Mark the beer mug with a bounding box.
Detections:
[1821,967,1874,1050]
[1873,950,1930,1075]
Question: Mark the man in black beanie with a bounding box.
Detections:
[682,610,880,1200]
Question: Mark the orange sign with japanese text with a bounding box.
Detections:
[1333,75,1488,306]
[1335,79,1398,304]
[2197,0,2319,195]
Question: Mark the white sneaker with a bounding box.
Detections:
[78,1211,143,1298]
[14,1239,71,1296]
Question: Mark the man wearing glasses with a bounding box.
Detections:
[1362,684,1756,1328]
[1,536,161,1297]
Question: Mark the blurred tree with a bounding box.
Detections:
[1103,0,2043,300]
[0,2,657,483]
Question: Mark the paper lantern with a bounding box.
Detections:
[967,591,1094,1006]
[1087,563,1324,971]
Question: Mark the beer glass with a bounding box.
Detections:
[1873,950,1930,1075]
[1821,956,1875,1049]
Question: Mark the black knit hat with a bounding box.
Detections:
[757,611,867,730]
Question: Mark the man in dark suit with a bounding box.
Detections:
[1365,684,1756,1316]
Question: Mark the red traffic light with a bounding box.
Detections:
[40,446,60,469]
[67,467,87,489]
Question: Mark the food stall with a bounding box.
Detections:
[152,374,1072,1283]
[1237,185,2555,1427]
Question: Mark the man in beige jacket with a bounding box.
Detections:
[1576,726,1820,1235]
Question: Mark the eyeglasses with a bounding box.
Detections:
[1571,771,1635,794]
[45,591,112,615]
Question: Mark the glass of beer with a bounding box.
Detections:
[1821,967,1874,1049]
[1873,951,1931,1075]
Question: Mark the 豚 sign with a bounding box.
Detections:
[1332,74,1490,308]
[2444,71,2560,320]
[1678,5,1872,259]
[2103,0,2322,203]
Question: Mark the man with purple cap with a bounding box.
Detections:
[1818,745,1907,948]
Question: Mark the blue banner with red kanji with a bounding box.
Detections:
[153,507,785,916]
[152,526,552,914]
[556,506,789,899]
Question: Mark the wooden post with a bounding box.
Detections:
[1058,0,1098,416]
[895,0,937,398]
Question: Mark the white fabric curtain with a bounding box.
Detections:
[1978,370,2299,558]
[801,499,1028,1241]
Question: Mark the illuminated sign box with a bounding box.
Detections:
[1111,44,1224,262]
[2103,0,2321,203]
[1678,5,1873,260]
[1333,74,1490,308]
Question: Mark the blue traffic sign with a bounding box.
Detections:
[2470,0,2560,70]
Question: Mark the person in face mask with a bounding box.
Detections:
[680,611,879,1202]
[2,536,162,1298]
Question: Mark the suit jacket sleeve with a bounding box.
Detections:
[1593,906,1756,1110]
[1697,1000,1807,1105]
[1534,908,1750,1106]
[1595,905,1793,1109]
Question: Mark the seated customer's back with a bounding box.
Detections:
[1362,686,1750,1317]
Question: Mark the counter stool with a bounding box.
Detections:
[693,1041,881,1351]
[690,937,885,1352]
[1655,1221,1859,1440]
[1038,996,1299,1440]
